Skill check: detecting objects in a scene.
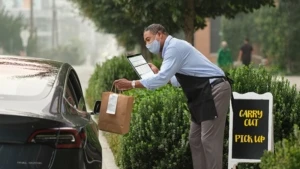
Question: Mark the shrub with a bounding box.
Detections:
[260,125,300,169]
[118,86,192,169]
[151,57,163,68]
[85,56,138,108]
[86,56,300,168]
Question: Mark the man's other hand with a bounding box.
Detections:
[148,63,159,74]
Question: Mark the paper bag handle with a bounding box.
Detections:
[111,83,123,93]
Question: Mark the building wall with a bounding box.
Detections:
[194,17,221,64]
[194,19,211,60]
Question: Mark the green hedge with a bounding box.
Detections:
[85,55,138,108]
[86,56,300,168]
[119,86,192,169]
[227,65,300,169]
[260,125,300,169]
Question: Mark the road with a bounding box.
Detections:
[73,65,300,169]
[73,65,119,169]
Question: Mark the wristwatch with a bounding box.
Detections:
[131,80,136,88]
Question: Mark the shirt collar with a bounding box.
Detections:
[162,35,173,57]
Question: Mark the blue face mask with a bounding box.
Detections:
[146,38,160,54]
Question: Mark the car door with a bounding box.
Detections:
[64,68,102,168]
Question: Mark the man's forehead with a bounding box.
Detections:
[144,30,154,36]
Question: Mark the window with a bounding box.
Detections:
[0,57,59,100]
[63,70,87,116]
[64,79,78,114]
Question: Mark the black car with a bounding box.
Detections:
[0,55,102,169]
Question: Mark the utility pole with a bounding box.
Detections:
[30,0,34,36]
[52,0,58,49]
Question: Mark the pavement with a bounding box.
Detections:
[284,76,300,90]
[73,65,300,169]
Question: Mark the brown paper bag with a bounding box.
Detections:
[98,91,134,135]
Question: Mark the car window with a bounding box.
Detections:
[0,57,59,100]
[64,79,78,114]
[63,70,87,115]
[78,97,86,112]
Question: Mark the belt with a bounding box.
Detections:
[211,78,227,88]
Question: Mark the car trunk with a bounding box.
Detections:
[0,114,67,143]
[0,115,85,169]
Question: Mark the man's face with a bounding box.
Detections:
[143,30,162,45]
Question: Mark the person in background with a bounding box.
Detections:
[217,41,233,69]
[238,38,253,66]
[114,23,232,169]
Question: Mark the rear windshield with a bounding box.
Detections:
[0,57,60,100]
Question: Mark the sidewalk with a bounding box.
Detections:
[91,113,119,169]
[98,131,120,169]
[285,76,300,90]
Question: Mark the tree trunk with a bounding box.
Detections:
[30,0,34,36]
[184,0,195,45]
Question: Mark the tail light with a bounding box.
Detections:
[28,127,86,149]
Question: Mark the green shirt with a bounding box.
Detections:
[217,48,233,68]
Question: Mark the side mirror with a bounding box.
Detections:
[91,100,101,115]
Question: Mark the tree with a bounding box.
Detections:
[123,0,275,44]
[0,8,24,55]
[69,0,274,55]
[35,38,86,65]
[27,28,38,56]
[222,0,300,73]
[68,0,182,60]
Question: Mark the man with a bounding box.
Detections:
[238,38,253,66]
[217,41,233,68]
[114,24,232,169]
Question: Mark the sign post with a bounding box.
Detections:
[228,92,274,169]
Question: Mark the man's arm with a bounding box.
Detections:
[169,76,181,87]
[238,50,242,61]
[114,47,183,90]
[148,63,179,86]
[139,47,183,90]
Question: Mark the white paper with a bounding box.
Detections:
[128,54,155,79]
[107,93,119,115]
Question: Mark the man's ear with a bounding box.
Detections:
[157,31,163,38]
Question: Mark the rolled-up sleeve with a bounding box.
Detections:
[140,47,182,90]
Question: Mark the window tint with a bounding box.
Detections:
[63,70,87,114]
[0,57,59,100]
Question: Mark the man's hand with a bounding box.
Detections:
[148,63,159,74]
[114,78,132,91]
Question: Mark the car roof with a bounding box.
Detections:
[0,55,64,73]
[0,55,88,125]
